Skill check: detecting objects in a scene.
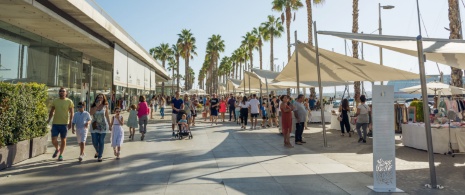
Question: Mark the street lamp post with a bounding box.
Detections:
[379,4,395,85]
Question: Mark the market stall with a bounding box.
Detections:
[402,123,465,154]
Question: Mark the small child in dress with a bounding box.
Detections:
[178,114,189,133]
[72,101,92,162]
[126,104,138,141]
[110,107,124,159]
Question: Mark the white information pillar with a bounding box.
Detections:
[368,85,403,192]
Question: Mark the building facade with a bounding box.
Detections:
[0,0,169,110]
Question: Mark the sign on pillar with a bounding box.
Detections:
[368,85,403,192]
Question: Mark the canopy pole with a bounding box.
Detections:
[314,21,328,147]
[417,35,438,188]
[265,77,269,97]
[248,72,251,95]
[295,30,300,93]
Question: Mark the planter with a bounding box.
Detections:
[0,139,30,170]
[30,135,48,158]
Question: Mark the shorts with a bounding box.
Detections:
[211,108,218,116]
[191,110,197,117]
[75,128,88,143]
[251,113,259,118]
[172,113,178,124]
[270,113,277,118]
[51,124,68,138]
[262,116,269,120]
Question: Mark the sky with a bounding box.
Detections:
[94,0,460,93]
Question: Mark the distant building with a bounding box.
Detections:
[386,75,464,99]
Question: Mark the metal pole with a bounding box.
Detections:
[344,39,347,55]
[416,0,422,36]
[417,36,437,188]
[379,3,384,85]
[314,21,328,147]
[248,72,251,95]
[295,30,300,92]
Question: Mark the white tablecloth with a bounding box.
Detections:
[310,111,331,123]
[329,115,356,131]
[401,123,465,154]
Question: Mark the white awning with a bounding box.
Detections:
[275,43,420,82]
[251,68,347,87]
[318,31,465,70]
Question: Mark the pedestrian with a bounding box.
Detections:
[355,95,371,143]
[205,97,211,121]
[228,94,236,122]
[159,96,165,119]
[90,93,111,162]
[71,101,91,162]
[304,98,310,130]
[239,96,249,129]
[110,107,124,159]
[309,96,316,111]
[280,95,294,148]
[293,94,307,145]
[126,104,138,141]
[269,96,279,128]
[47,87,74,161]
[183,94,192,126]
[248,94,260,129]
[260,102,269,128]
[235,96,241,125]
[210,94,219,125]
[339,99,352,137]
[219,97,227,122]
[191,94,199,126]
[137,96,150,141]
[171,91,184,138]
[150,96,156,119]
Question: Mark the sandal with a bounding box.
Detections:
[94,153,98,158]
[340,133,345,136]
[98,158,102,162]
[113,150,117,156]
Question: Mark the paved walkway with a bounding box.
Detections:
[0,112,386,195]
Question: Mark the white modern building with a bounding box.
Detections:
[0,0,169,109]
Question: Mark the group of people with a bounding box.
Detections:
[338,95,372,143]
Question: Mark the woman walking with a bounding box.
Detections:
[110,107,124,159]
[280,95,294,148]
[150,96,157,119]
[183,94,192,126]
[138,96,150,141]
[159,96,165,119]
[339,99,352,137]
[239,96,249,129]
[90,94,111,162]
[126,104,138,141]
[354,95,371,143]
[219,97,227,122]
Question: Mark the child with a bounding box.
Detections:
[126,104,138,141]
[110,107,124,159]
[72,101,91,162]
[260,102,269,128]
[178,114,189,133]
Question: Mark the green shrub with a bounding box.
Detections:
[415,101,424,122]
[0,82,48,147]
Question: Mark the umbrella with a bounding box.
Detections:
[400,82,465,96]
[188,89,206,95]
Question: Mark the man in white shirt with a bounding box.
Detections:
[248,94,260,129]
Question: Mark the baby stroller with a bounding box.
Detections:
[175,110,193,140]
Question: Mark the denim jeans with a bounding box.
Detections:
[91,133,106,158]
[356,123,368,141]
[295,122,304,143]
[160,107,165,117]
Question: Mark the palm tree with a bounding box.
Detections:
[242,31,258,70]
[449,0,463,87]
[237,46,249,80]
[188,67,195,88]
[272,0,304,61]
[198,66,207,89]
[167,57,177,95]
[149,43,172,96]
[252,26,266,70]
[262,15,284,72]
[232,49,241,79]
[206,34,226,94]
[171,44,181,92]
[178,29,197,90]
[352,0,361,105]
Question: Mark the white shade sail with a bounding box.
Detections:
[251,68,348,87]
[227,78,242,90]
[318,31,465,70]
[188,89,206,95]
[274,43,420,82]
[400,81,464,96]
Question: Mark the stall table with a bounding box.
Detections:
[402,123,465,154]
[329,114,356,131]
[310,111,331,123]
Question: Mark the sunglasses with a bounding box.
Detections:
[59,90,65,92]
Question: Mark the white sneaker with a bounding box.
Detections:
[290,133,295,137]
[78,155,83,162]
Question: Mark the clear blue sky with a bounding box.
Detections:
[94,0,459,93]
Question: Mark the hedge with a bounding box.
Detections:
[0,82,48,147]
[410,101,424,123]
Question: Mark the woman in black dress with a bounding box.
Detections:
[338,99,352,137]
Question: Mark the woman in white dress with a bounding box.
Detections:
[110,107,124,159]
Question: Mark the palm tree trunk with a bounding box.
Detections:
[449,0,463,88]
[259,43,263,70]
[249,49,253,69]
[161,60,166,96]
[239,62,242,80]
[306,0,313,46]
[176,56,180,92]
[352,0,361,106]
[286,7,292,61]
[185,55,190,91]
[270,30,275,71]
[171,68,174,95]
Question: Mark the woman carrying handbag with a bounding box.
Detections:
[338,99,352,137]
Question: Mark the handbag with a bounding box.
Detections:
[92,121,98,129]
[337,114,342,122]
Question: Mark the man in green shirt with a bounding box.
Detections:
[47,87,74,161]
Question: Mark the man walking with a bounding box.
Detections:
[210,94,219,125]
[248,94,260,129]
[171,91,184,138]
[47,87,74,161]
[228,94,236,122]
[293,94,307,145]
